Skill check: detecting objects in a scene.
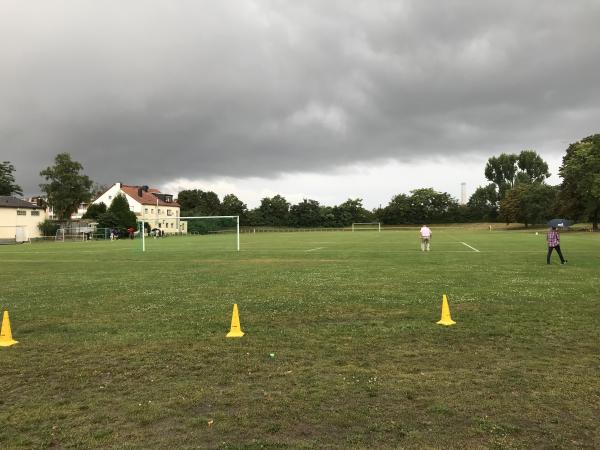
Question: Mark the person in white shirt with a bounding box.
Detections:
[419,225,432,251]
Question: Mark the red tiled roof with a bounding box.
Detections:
[120,185,180,207]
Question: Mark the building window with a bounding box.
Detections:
[108,195,112,200]
[31,210,40,216]
[144,208,148,213]
[158,223,161,228]
[158,209,161,214]
[17,210,26,216]
[151,209,154,213]
[167,209,172,216]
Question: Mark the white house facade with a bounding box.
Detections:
[0,196,47,242]
[93,183,186,234]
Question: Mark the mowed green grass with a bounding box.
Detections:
[1,228,599,449]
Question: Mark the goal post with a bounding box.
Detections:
[352,222,381,232]
[138,215,240,252]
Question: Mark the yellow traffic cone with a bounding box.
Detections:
[436,294,456,326]
[0,311,18,347]
[226,304,244,338]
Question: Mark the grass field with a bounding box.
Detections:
[1,228,599,449]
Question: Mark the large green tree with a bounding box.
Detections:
[485,150,550,199]
[407,188,459,223]
[289,199,322,227]
[467,184,499,221]
[221,194,248,221]
[0,161,23,196]
[484,153,518,198]
[331,198,373,226]
[176,190,200,211]
[516,150,551,183]
[98,193,137,230]
[177,189,221,216]
[379,193,411,224]
[82,202,107,221]
[257,195,290,226]
[500,183,557,227]
[319,206,337,227]
[558,134,600,230]
[39,153,93,220]
[378,189,460,224]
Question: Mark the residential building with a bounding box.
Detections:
[92,183,186,234]
[27,196,88,221]
[71,203,90,220]
[0,196,47,242]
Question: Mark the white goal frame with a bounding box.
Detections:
[55,229,87,242]
[139,215,240,252]
[352,222,381,232]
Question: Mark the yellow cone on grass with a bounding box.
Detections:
[0,311,18,347]
[436,294,456,326]
[226,304,244,338]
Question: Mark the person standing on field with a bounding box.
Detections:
[420,225,432,251]
[547,226,567,264]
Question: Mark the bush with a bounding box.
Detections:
[38,220,60,237]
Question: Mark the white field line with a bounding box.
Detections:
[305,247,325,252]
[247,249,478,254]
[0,247,132,254]
[460,242,480,252]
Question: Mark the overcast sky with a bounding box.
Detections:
[2,1,599,208]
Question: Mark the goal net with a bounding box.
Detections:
[352,222,381,232]
[138,215,240,252]
[55,229,88,242]
[54,223,96,242]
[0,225,28,244]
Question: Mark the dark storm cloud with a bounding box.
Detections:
[2,0,599,194]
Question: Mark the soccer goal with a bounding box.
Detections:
[0,225,29,244]
[55,229,88,242]
[352,222,381,232]
[139,215,240,252]
[51,222,96,242]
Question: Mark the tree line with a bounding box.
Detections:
[174,134,600,230]
[1,133,599,230]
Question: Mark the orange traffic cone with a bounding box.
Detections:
[0,311,18,347]
[226,304,244,338]
[436,294,456,326]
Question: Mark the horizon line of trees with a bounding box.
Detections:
[178,188,474,228]
[2,133,599,230]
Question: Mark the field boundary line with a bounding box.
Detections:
[460,242,480,252]
[305,247,325,252]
